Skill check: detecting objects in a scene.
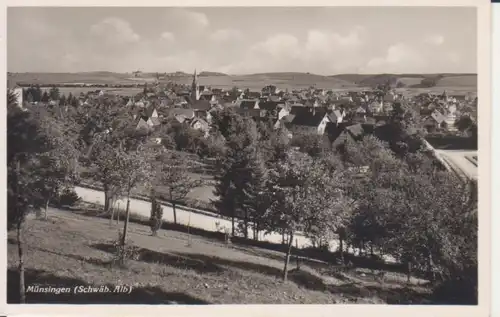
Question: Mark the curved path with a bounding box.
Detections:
[74,186,335,250]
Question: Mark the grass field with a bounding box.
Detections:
[8,72,477,93]
[7,207,433,304]
[41,87,143,97]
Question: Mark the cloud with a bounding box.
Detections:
[163,8,210,36]
[160,32,175,42]
[363,43,426,73]
[209,29,242,43]
[305,28,363,56]
[425,34,445,46]
[221,28,366,74]
[90,17,140,45]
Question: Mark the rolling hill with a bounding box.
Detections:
[7,71,477,91]
[330,73,477,89]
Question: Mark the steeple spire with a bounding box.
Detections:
[191,68,200,101]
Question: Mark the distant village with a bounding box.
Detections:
[12,70,478,148]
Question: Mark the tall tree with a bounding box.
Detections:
[117,144,152,248]
[240,150,270,240]
[7,98,51,303]
[30,113,80,219]
[266,149,327,281]
[154,150,203,224]
[49,87,60,101]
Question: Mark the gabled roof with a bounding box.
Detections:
[431,110,446,124]
[328,110,343,121]
[258,101,280,111]
[239,100,258,110]
[290,109,327,127]
[145,104,157,117]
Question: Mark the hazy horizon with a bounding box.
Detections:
[8,7,477,75]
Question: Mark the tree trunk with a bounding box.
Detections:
[407,261,412,284]
[17,220,26,303]
[282,232,285,245]
[370,244,374,257]
[121,193,131,247]
[44,199,49,220]
[110,207,115,226]
[295,239,300,270]
[231,215,235,237]
[339,235,345,264]
[243,211,248,239]
[283,231,294,281]
[428,252,436,282]
[104,186,110,213]
[172,202,177,224]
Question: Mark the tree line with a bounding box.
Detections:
[7,89,477,303]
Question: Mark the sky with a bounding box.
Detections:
[7,7,477,75]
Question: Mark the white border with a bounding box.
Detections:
[1,1,491,316]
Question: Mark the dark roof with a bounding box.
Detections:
[237,108,263,118]
[192,100,211,111]
[245,92,261,99]
[290,108,327,127]
[258,101,280,111]
[145,104,157,117]
[240,100,257,110]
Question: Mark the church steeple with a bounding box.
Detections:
[191,69,200,101]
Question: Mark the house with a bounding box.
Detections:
[145,104,159,119]
[258,101,289,119]
[355,106,367,114]
[288,108,330,135]
[328,110,344,125]
[244,91,261,99]
[368,101,383,113]
[190,118,210,137]
[237,108,266,118]
[126,98,134,107]
[135,116,151,131]
[383,102,394,113]
[239,100,260,110]
[330,123,373,151]
[169,108,195,122]
[423,110,447,132]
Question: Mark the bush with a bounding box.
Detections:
[149,196,163,236]
[431,271,478,304]
[112,230,141,267]
[56,187,81,207]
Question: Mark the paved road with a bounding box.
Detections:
[74,186,333,250]
[435,150,478,180]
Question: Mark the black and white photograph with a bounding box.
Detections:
[4,2,488,311]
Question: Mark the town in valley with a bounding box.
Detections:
[7,6,478,306]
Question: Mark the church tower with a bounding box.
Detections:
[191,69,200,101]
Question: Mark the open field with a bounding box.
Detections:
[41,87,143,97]
[7,207,432,304]
[8,72,477,92]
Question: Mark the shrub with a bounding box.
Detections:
[56,187,81,207]
[112,230,141,267]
